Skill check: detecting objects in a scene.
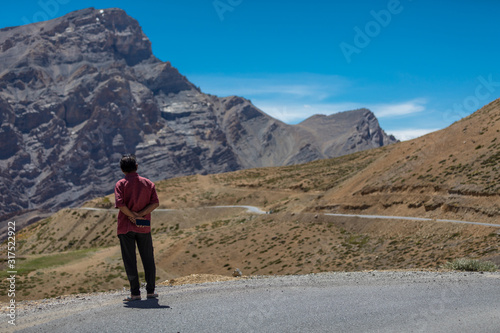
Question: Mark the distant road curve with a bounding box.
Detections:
[79,206,266,214]
[325,213,500,228]
[78,206,499,228]
[210,205,267,214]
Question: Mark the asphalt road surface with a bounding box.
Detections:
[4,271,500,333]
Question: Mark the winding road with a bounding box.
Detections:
[80,206,500,228]
[324,213,500,228]
[80,205,267,214]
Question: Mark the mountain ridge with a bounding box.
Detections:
[0,7,396,224]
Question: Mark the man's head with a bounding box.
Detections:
[120,154,138,174]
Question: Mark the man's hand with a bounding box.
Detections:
[120,206,141,225]
[129,212,147,228]
[119,203,158,228]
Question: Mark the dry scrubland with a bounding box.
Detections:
[2,99,500,302]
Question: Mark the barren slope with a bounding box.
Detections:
[314,98,500,222]
[1,98,500,301]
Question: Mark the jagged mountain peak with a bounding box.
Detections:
[0,7,154,73]
[0,8,397,227]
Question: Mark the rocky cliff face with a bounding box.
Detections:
[0,8,397,220]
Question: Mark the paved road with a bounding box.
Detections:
[80,206,267,214]
[80,206,500,228]
[6,271,500,333]
[210,205,267,214]
[325,213,500,228]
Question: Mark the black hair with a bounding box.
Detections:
[120,154,138,173]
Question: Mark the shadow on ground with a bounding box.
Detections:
[123,298,171,309]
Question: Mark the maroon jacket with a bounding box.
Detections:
[114,172,159,235]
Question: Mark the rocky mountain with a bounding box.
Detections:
[0,7,396,222]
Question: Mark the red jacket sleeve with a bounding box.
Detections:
[115,181,125,208]
[149,184,159,205]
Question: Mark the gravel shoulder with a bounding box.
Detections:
[2,270,499,332]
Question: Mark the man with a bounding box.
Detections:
[114,154,159,301]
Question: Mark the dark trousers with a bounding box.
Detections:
[118,232,156,296]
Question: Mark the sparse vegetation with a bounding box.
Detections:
[0,249,96,279]
[443,258,498,272]
[3,100,500,302]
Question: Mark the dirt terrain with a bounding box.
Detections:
[1,98,500,302]
[1,201,498,302]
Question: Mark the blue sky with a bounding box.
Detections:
[2,0,500,140]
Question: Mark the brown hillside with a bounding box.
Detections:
[314,98,500,222]
[1,98,500,302]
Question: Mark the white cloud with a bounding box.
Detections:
[387,128,439,141]
[369,98,427,118]
[254,102,361,124]
[187,73,349,101]
[254,98,429,125]
[187,73,442,142]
